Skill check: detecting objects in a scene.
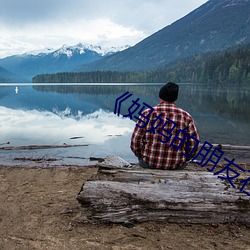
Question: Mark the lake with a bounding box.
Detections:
[0,83,249,167]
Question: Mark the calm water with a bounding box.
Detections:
[0,83,249,166]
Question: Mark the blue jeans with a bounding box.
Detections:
[138,158,188,170]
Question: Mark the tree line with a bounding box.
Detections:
[33,43,250,85]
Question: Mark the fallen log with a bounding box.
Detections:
[77,162,250,225]
[14,157,57,162]
[211,144,250,151]
[0,144,89,151]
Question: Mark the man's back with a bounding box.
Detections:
[130,82,199,170]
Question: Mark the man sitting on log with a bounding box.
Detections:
[130,82,199,170]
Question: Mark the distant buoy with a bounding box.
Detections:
[15,86,18,94]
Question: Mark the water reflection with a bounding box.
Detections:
[33,83,250,123]
[0,107,133,145]
[0,83,249,166]
[32,83,250,144]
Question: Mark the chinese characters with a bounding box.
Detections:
[114,92,250,196]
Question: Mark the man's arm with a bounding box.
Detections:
[130,115,147,158]
[185,118,200,160]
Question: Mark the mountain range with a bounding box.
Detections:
[0,44,129,82]
[0,66,23,83]
[0,0,249,82]
[75,0,250,72]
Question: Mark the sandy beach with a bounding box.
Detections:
[0,165,250,250]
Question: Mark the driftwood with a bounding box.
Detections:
[77,158,250,225]
[0,144,88,151]
[14,157,58,162]
[1,143,249,151]
[95,155,132,168]
[211,144,250,151]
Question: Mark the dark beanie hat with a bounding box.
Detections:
[159,82,179,102]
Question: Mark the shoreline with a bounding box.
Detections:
[0,164,250,249]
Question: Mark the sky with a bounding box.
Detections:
[0,0,208,58]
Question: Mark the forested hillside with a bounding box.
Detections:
[33,43,250,85]
[151,43,250,84]
[75,0,250,72]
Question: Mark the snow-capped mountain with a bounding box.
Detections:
[51,43,130,58]
[29,43,130,58]
[0,43,130,81]
[76,0,250,72]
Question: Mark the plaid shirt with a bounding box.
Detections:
[130,101,199,169]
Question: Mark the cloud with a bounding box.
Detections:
[0,17,145,57]
[0,106,134,145]
[0,0,208,57]
[0,0,70,25]
[0,0,207,31]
